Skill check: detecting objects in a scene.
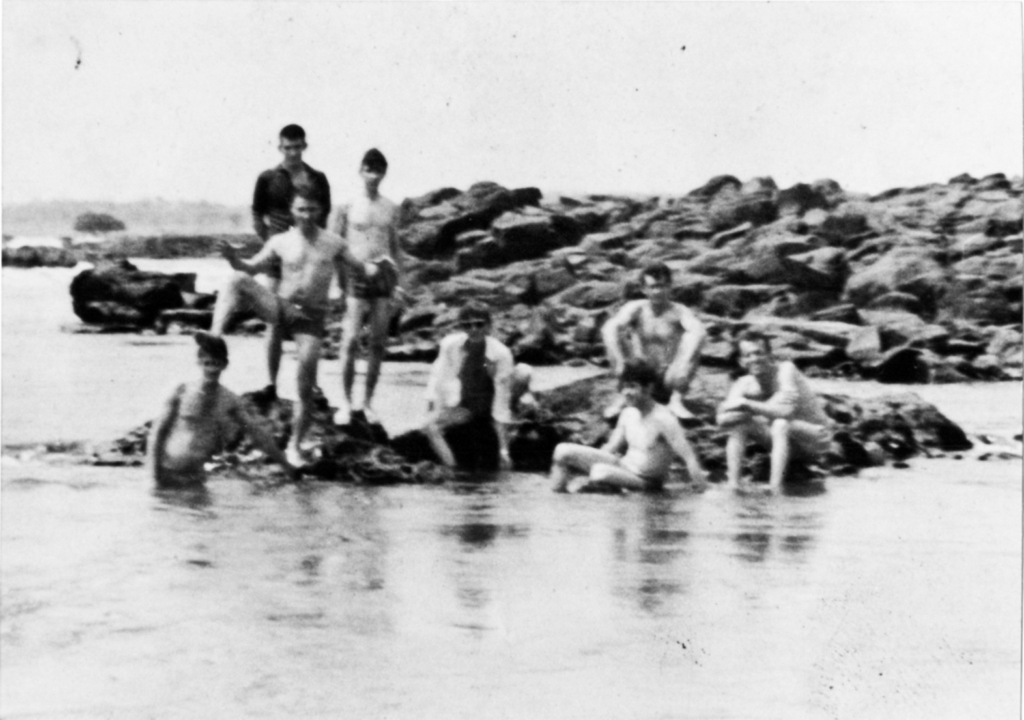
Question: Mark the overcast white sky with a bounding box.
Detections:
[3,1,1022,205]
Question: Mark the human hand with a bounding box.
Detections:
[217,239,239,264]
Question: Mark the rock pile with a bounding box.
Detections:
[67,173,1022,382]
[95,371,974,487]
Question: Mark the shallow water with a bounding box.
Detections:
[1,262,1021,718]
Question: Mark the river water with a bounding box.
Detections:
[1,263,1020,719]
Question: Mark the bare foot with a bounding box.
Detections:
[667,392,695,420]
[285,444,307,468]
[362,405,380,425]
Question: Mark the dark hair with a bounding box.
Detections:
[619,359,661,388]
[640,261,672,285]
[195,331,228,365]
[361,148,388,173]
[290,187,322,207]
[457,301,491,326]
[279,124,306,142]
[735,328,773,353]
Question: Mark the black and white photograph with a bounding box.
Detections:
[2,2,1021,717]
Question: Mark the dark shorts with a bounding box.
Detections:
[276,298,327,339]
[350,259,398,300]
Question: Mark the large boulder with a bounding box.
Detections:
[69,259,193,328]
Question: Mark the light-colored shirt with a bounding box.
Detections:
[426,333,515,424]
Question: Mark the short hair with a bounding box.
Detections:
[619,359,661,388]
[640,261,672,285]
[735,328,773,354]
[457,301,492,326]
[291,187,322,207]
[195,331,228,365]
[361,148,388,173]
[279,124,306,142]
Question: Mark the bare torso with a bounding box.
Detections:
[272,227,347,310]
[342,194,398,264]
[160,384,242,479]
[626,302,687,369]
[618,406,674,480]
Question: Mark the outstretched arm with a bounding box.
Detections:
[661,415,707,486]
[601,302,641,376]
[147,385,183,484]
[218,237,280,275]
[232,400,297,480]
[665,305,707,393]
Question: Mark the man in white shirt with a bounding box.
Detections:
[424,302,533,471]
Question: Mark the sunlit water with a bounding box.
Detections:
[2,264,1020,719]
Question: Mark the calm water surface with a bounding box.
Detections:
[2,264,1020,719]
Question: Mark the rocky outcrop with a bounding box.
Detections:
[95,370,975,486]
[67,174,1023,382]
[70,258,213,330]
[2,245,78,268]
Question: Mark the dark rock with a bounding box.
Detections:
[687,175,742,200]
[70,259,189,328]
[2,245,78,268]
[777,183,832,217]
[702,284,788,318]
[867,291,924,314]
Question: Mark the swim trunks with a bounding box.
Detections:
[349,258,399,300]
[276,298,328,339]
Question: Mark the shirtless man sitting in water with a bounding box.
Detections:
[717,329,833,489]
[332,149,404,425]
[550,360,708,493]
[211,188,370,466]
[602,262,707,421]
[148,332,296,486]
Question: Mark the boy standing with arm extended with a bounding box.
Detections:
[210,189,369,466]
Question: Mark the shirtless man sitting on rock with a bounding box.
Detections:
[332,149,405,425]
[210,189,370,466]
[550,360,708,493]
[717,329,834,489]
[148,332,297,486]
[602,262,707,421]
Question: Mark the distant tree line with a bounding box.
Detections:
[74,212,126,233]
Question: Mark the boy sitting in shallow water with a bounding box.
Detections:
[147,332,297,486]
[550,360,708,493]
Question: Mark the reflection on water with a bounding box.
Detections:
[1,458,1019,719]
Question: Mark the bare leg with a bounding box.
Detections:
[265,322,283,391]
[725,427,748,487]
[769,418,792,488]
[424,420,458,467]
[587,462,649,491]
[211,273,280,335]
[287,333,323,465]
[336,297,369,424]
[362,299,393,422]
[550,443,621,492]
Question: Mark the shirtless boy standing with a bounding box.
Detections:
[332,149,404,425]
[251,124,332,398]
[148,332,296,486]
[211,189,369,465]
[550,360,707,493]
[716,330,833,489]
[602,262,707,420]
